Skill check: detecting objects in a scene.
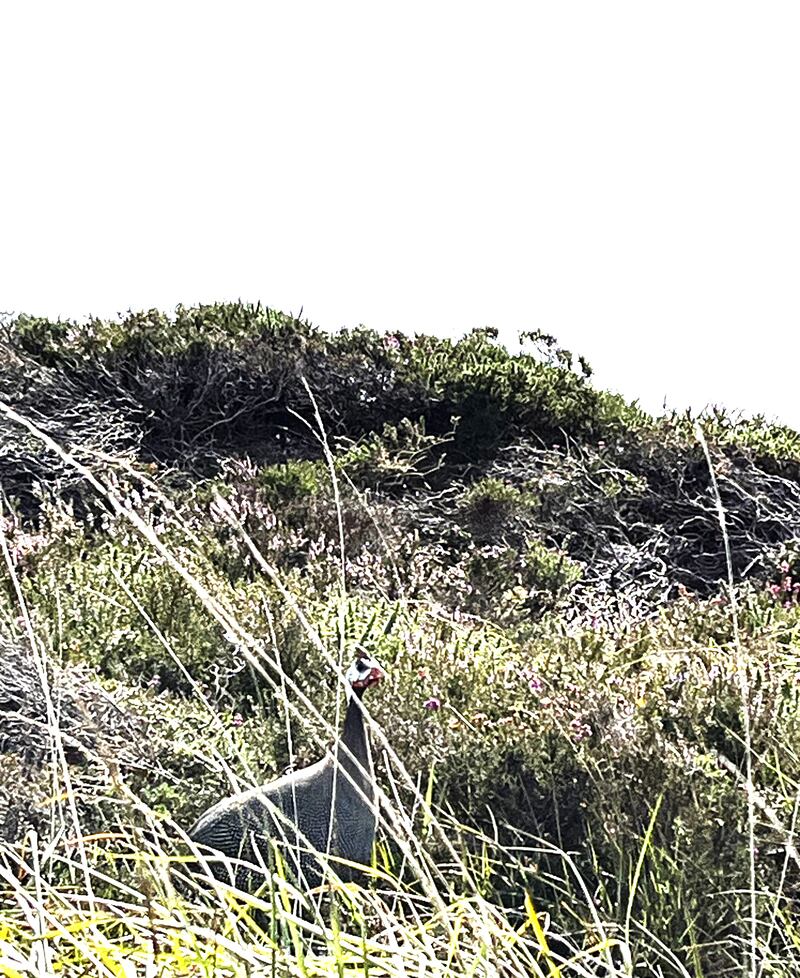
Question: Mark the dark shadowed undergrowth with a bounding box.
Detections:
[1,304,800,976]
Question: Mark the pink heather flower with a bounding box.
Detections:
[781,561,791,575]
[569,717,592,743]
[529,676,544,694]
[424,697,441,711]
[232,713,244,727]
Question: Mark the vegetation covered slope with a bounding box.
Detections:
[1,303,800,976]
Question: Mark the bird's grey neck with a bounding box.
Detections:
[339,691,371,775]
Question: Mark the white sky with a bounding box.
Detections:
[2,2,799,428]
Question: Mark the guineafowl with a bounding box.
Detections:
[188,655,384,894]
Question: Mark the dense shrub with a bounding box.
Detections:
[4,304,637,466]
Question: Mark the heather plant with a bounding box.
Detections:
[255,458,327,508]
[336,417,451,491]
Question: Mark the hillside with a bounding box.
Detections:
[1,303,800,976]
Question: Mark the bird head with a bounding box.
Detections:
[345,655,384,694]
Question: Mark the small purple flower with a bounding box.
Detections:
[529,676,544,695]
[569,717,592,743]
[424,697,441,711]
[232,712,244,727]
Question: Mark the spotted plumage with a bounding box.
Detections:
[189,656,384,892]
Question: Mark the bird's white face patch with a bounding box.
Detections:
[346,655,384,690]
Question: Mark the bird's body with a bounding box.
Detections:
[189,657,382,893]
